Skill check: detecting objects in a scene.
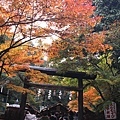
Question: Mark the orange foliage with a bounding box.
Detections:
[0,0,106,61]
[47,40,69,59]
[6,83,36,95]
[83,87,101,110]
[47,32,112,59]
[68,99,78,112]
[0,41,48,94]
[83,32,112,54]
[44,0,112,59]
[0,0,112,61]
[0,0,101,39]
[68,87,102,111]
[25,69,49,84]
[0,41,44,77]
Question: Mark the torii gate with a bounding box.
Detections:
[19,66,96,120]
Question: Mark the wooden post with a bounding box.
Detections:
[19,83,28,120]
[78,77,83,120]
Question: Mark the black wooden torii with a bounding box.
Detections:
[20,66,96,120]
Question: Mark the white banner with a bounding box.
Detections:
[104,102,117,119]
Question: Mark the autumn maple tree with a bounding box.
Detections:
[0,0,112,70]
[0,0,114,115]
[0,0,109,91]
[46,1,112,66]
